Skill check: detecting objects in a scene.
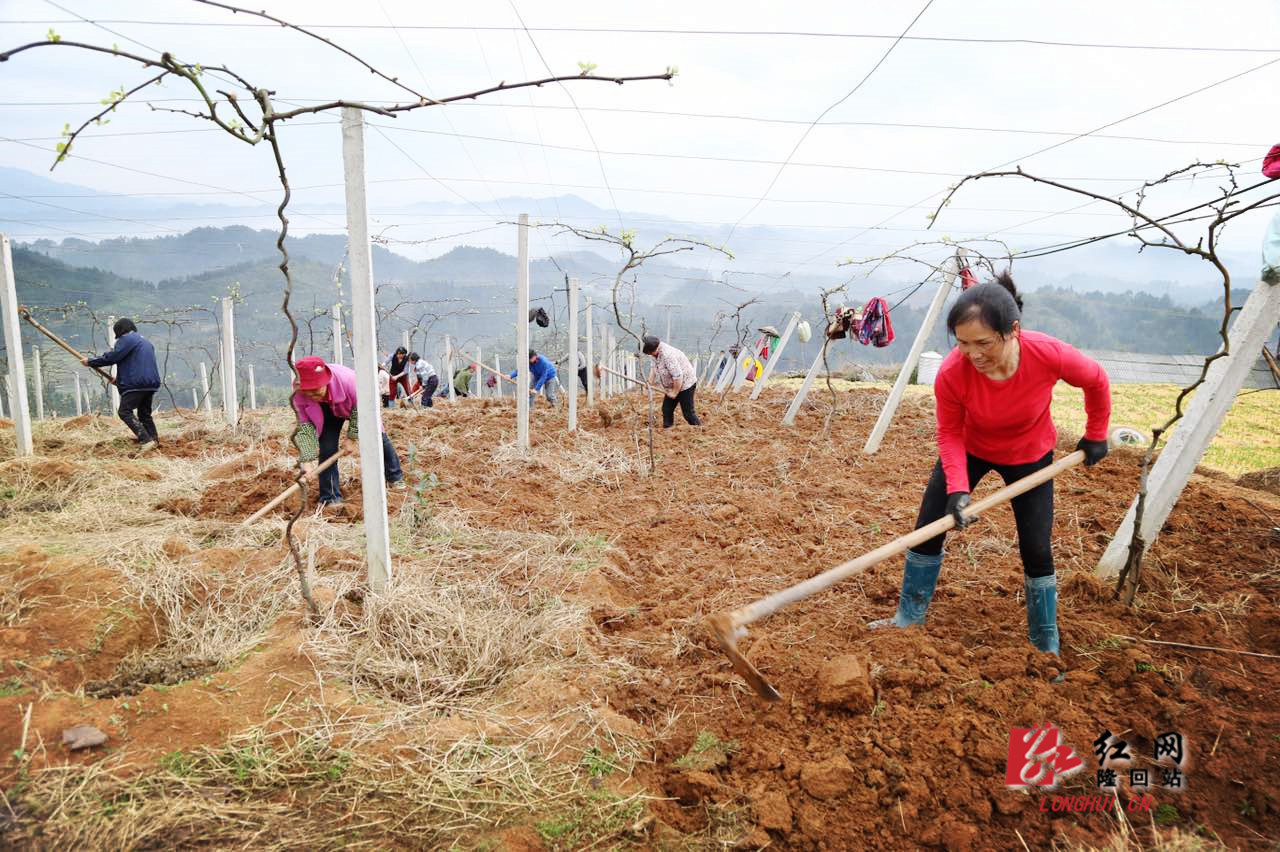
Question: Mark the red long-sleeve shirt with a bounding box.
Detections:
[934,330,1111,493]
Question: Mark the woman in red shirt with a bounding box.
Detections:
[870,272,1111,659]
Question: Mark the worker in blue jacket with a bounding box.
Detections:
[82,318,162,452]
[510,349,558,407]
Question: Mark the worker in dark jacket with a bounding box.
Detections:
[82,318,161,452]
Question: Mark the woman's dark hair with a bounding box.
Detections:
[113,318,137,337]
[394,346,408,356]
[409,352,420,361]
[945,270,1024,336]
[641,334,660,355]
[528,349,537,358]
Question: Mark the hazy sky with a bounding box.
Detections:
[2,0,1278,278]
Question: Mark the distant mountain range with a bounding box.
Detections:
[4,166,1262,306]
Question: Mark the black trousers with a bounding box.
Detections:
[577,367,588,391]
[913,449,1055,578]
[419,375,439,407]
[661,384,701,427]
[118,389,158,443]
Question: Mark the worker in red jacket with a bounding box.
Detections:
[870,272,1111,661]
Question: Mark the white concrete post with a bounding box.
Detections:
[31,346,43,420]
[401,329,410,353]
[568,277,579,432]
[864,252,961,454]
[714,348,737,393]
[0,376,7,419]
[106,316,120,412]
[516,213,530,450]
[73,373,82,416]
[446,335,456,402]
[248,364,257,410]
[475,345,483,399]
[199,362,212,414]
[751,311,801,400]
[783,342,830,426]
[192,388,198,409]
[341,106,393,593]
[1096,278,1280,578]
[493,354,502,398]
[597,326,607,401]
[332,302,344,366]
[0,236,32,455]
[221,296,238,428]
[666,306,673,343]
[585,297,594,406]
[699,351,715,387]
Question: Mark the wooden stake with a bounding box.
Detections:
[341,106,393,593]
[782,341,829,426]
[751,312,800,400]
[248,364,257,410]
[332,302,344,366]
[864,252,961,454]
[73,372,82,416]
[516,213,530,449]
[107,315,120,412]
[31,346,43,420]
[445,335,456,402]
[199,362,212,414]
[585,296,594,406]
[221,296,238,428]
[568,276,579,432]
[1097,278,1280,577]
[0,236,32,455]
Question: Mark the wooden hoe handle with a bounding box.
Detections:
[455,350,516,384]
[596,362,663,393]
[709,449,1086,700]
[241,450,346,526]
[18,307,116,384]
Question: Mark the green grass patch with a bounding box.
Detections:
[0,677,28,698]
[1052,383,1280,476]
[1154,803,1181,826]
[673,731,738,771]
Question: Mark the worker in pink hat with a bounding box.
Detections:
[291,355,404,507]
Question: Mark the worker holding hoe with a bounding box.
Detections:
[641,334,701,427]
[511,349,558,407]
[81,317,161,453]
[869,273,1111,660]
[291,355,404,507]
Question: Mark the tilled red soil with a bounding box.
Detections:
[4,390,1276,849]
[386,388,1279,850]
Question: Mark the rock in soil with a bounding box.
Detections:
[799,752,856,799]
[62,724,107,750]
[816,653,875,712]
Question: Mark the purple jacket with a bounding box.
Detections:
[291,363,382,434]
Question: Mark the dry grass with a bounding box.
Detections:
[304,570,584,707]
[0,573,40,627]
[2,714,651,850]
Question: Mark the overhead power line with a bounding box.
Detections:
[7,18,1277,54]
[723,0,934,244]
[796,54,1280,269]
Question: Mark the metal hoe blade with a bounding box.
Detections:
[707,612,781,701]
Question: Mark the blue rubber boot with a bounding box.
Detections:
[869,550,943,629]
[1025,574,1060,655]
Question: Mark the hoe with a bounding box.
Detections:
[708,437,1124,700]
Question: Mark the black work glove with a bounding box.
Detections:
[1076,437,1109,467]
[946,492,976,528]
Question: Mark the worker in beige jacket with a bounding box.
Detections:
[642,334,701,427]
